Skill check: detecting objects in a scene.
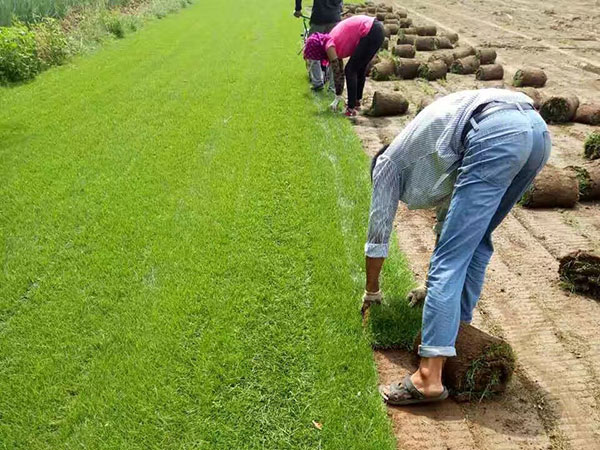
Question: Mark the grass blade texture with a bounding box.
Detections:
[0,0,414,447]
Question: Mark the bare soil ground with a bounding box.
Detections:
[352,0,600,448]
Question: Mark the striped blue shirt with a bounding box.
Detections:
[365,88,533,258]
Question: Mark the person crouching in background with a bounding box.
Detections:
[303,15,384,116]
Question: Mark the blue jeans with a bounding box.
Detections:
[419,107,551,358]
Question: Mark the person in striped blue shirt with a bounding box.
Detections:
[364,89,551,405]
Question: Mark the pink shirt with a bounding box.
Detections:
[326,15,375,59]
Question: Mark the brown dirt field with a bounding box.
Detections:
[352,0,600,449]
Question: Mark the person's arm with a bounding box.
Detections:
[326,46,345,96]
[294,0,302,16]
[365,156,401,293]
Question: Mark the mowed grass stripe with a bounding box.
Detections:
[0,1,407,448]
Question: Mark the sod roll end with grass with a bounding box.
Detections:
[559,250,600,300]
[584,132,600,160]
[414,323,516,401]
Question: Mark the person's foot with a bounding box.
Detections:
[311,83,324,91]
[345,108,357,117]
[355,99,362,110]
[410,371,445,398]
[379,374,448,406]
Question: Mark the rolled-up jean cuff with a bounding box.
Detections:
[365,242,389,258]
[418,345,456,358]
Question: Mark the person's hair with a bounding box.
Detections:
[371,145,389,182]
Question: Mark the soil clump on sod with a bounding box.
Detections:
[559,251,600,300]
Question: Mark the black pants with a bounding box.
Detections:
[345,21,384,109]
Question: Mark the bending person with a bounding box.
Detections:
[294,0,342,90]
[303,15,384,116]
[363,89,551,405]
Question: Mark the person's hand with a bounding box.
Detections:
[330,95,344,112]
[361,290,382,316]
[407,285,427,307]
[294,10,302,17]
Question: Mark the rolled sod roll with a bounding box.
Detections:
[416,97,433,114]
[380,37,389,50]
[415,36,437,51]
[451,55,480,74]
[392,44,416,58]
[476,48,497,64]
[441,31,459,44]
[418,60,448,81]
[429,51,454,68]
[397,34,417,45]
[395,58,421,79]
[371,59,396,81]
[515,87,545,110]
[559,250,600,300]
[452,46,475,60]
[540,95,580,124]
[567,164,600,201]
[384,13,396,20]
[574,104,600,126]
[367,91,409,117]
[347,4,358,12]
[520,164,579,208]
[476,64,504,80]
[384,24,399,36]
[414,323,515,400]
[584,132,600,160]
[416,26,437,36]
[402,27,417,35]
[366,54,381,76]
[356,7,367,14]
[396,9,408,18]
[376,12,386,20]
[367,6,377,13]
[384,19,399,26]
[399,18,413,28]
[513,68,547,88]
[434,37,454,49]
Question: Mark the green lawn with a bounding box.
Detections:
[0,0,414,447]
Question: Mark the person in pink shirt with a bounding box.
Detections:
[303,15,384,116]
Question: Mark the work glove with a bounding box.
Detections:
[406,285,427,307]
[361,289,382,316]
[330,95,344,112]
[294,10,302,17]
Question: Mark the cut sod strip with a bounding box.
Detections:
[0,0,412,448]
